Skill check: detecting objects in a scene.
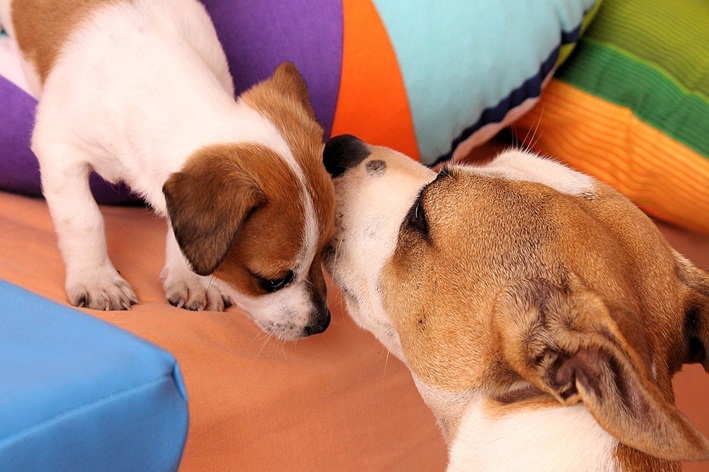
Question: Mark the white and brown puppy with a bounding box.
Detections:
[0,0,334,339]
[323,134,709,471]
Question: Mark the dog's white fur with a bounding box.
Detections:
[450,399,616,472]
[324,136,709,470]
[468,150,596,197]
[1,0,332,339]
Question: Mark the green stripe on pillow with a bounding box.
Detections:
[582,0,708,95]
[558,39,709,157]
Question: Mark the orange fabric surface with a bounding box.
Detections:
[1,190,708,470]
[514,80,709,234]
[0,191,447,471]
[330,0,419,160]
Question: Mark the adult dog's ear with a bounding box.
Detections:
[673,250,709,371]
[493,277,709,462]
[163,147,266,276]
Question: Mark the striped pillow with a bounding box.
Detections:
[513,0,709,233]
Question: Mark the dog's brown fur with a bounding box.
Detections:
[241,63,335,259]
[381,168,709,462]
[11,0,124,82]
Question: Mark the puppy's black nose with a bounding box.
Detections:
[323,134,371,178]
[303,309,331,336]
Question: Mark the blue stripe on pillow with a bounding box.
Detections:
[434,44,560,165]
[433,12,594,165]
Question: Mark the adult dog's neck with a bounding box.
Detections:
[447,399,619,472]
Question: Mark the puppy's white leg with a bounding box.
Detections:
[35,143,138,310]
[161,226,231,311]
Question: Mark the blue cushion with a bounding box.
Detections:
[0,280,188,471]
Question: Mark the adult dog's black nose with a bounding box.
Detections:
[323,134,371,178]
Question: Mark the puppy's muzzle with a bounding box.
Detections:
[324,134,370,177]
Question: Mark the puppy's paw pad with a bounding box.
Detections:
[163,275,228,312]
[68,277,138,311]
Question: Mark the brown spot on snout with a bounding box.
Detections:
[365,159,387,176]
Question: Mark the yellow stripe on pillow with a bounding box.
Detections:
[515,80,709,234]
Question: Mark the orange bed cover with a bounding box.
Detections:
[1,190,707,471]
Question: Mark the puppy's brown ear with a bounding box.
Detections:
[673,250,709,371]
[270,61,316,119]
[493,277,709,462]
[163,149,266,276]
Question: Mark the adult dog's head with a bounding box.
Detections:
[323,134,709,470]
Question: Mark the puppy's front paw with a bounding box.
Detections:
[66,271,138,310]
[162,272,232,312]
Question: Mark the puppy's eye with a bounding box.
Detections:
[257,271,294,293]
[406,191,428,236]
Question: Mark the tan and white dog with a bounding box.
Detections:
[0,0,335,339]
[323,134,709,471]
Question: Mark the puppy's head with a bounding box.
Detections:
[163,63,334,340]
[323,135,709,462]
